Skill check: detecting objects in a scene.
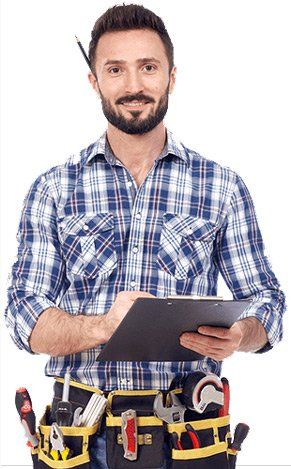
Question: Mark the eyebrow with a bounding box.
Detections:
[104,57,161,67]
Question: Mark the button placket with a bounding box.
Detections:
[125,186,145,290]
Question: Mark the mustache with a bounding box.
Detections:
[115,94,155,105]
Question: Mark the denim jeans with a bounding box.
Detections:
[89,427,172,468]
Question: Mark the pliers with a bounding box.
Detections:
[49,423,72,460]
[172,424,200,450]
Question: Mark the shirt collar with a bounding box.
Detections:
[85,128,190,167]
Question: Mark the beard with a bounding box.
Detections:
[98,83,170,135]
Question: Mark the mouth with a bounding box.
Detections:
[119,100,151,108]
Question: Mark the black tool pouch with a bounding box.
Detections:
[106,390,165,468]
[30,379,103,468]
[165,388,236,469]
[167,414,232,469]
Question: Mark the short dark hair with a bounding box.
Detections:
[88,3,174,75]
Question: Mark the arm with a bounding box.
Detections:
[29,291,154,356]
[29,307,107,356]
[180,173,286,359]
[237,317,268,352]
[5,172,155,356]
[5,173,66,353]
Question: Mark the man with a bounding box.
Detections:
[5,4,285,468]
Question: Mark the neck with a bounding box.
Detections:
[106,123,167,173]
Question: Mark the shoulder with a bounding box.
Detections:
[168,129,238,186]
[26,138,102,201]
[186,146,238,185]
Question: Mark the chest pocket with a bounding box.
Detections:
[156,213,217,280]
[58,212,117,279]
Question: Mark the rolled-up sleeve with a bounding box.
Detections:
[215,173,286,352]
[4,174,67,353]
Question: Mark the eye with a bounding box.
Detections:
[108,67,121,74]
[142,64,156,73]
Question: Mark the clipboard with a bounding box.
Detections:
[96,297,251,362]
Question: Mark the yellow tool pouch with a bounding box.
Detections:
[30,379,103,468]
[106,389,165,468]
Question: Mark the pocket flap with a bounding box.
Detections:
[163,213,217,240]
[59,213,114,236]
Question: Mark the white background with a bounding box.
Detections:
[0,0,290,467]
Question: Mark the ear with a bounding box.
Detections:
[169,65,177,94]
[88,71,100,98]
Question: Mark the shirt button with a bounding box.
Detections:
[187,228,193,235]
[127,181,133,187]
[135,212,141,219]
[130,281,136,288]
[83,224,89,231]
[132,246,139,254]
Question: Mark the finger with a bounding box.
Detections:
[181,333,227,350]
[180,338,233,360]
[179,336,225,354]
[137,291,156,297]
[126,291,155,299]
[179,340,228,359]
[180,342,223,356]
[198,326,231,339]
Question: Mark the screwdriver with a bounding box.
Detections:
[230,423,250,452]
[56,367,73,427]
[15,387,39,448]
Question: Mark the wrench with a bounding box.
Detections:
[153,392,186,423]
[72,407,83,426]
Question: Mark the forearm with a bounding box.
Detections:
[237,317,268,352]
[29,307,109,356]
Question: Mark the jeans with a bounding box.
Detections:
[89,428,172,468]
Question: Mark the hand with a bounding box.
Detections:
[103,290,155,341]
[179,322,243,360]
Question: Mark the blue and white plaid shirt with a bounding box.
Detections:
[5,128,285,390]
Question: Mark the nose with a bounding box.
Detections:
[124,69,144,95]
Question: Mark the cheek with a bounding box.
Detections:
[98,76,123,98]
[143,72,168,90]
[150,79,168,95]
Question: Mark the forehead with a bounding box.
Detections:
[95,29,168,65]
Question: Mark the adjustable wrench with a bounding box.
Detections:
[153,392,186,423]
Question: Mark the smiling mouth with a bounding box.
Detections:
[120,100,151,108]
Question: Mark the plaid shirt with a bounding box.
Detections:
[5,128,285,390]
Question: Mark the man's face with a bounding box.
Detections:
[88,29,176,134]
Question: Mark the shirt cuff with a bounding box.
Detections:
[8,294,56,354]
[238,294,284,352]
[254,342,273,354]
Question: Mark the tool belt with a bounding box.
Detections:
[30,379,241,469]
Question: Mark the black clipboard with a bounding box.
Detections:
[96,297,251,362]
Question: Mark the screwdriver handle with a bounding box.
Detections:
[56,401,73,427]
[15,387,33,417]
[231,423,250,451]
[15,388,36,436]
[56,368,73,426]
[15,387,38,448]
